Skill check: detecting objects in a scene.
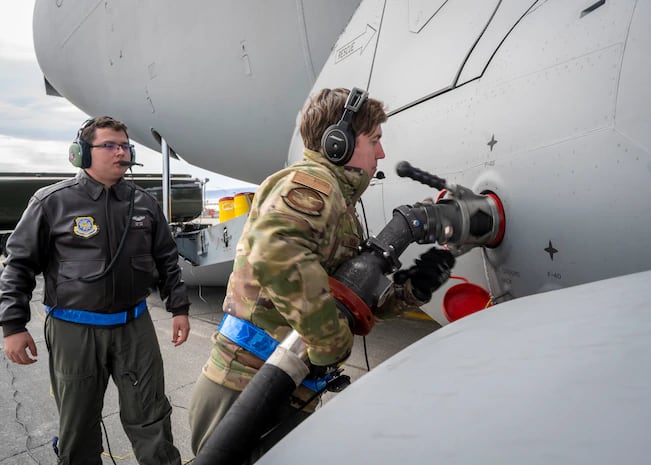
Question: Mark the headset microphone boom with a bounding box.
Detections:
[118,160,144,167]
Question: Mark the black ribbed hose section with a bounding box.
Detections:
[192,363,296,465]
[332,204,441,310]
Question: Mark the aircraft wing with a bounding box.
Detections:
[259,270,651,464]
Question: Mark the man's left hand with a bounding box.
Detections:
[171,315,190,346]
[394,247,455,302]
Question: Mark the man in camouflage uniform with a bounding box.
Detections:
[188,88,454,462]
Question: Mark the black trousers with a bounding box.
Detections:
[45,311,180,465]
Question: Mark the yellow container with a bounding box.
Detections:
[218,196,235,222]
[233,192,251,217]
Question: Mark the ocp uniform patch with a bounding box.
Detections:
[282,187,325,216]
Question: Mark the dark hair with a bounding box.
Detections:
[299,88,387,152]
[81,116,129,143]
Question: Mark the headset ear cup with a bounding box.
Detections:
[321,87,368,166]
[79,139,92,168]
[322,124,355,165]
[68,143,83,167]
[70,117,97,169]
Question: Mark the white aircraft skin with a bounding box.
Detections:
[286,0,651,323]
[269,2,651,462]
[32,0,361,184]
[31,0,651,462]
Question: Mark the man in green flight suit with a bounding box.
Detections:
[0,116,190,465]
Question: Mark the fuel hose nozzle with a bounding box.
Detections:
[327,162,505,335]
[396,161,505,255]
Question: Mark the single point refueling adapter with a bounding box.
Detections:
[395,160,505,254]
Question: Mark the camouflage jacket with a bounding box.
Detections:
[203,149,425,405]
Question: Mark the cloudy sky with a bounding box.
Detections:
[0,1,256,193]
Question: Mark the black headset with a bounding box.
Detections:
[68,117,136,168]
[321,87,368,165]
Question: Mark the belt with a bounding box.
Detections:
[45,300,147,326]
[218,313,333,392]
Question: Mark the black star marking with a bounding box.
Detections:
[544,240,558,261]
[487,134,498,151]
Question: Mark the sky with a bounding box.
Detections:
[0,1,257,197]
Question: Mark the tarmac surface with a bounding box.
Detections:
[0,278,440,464]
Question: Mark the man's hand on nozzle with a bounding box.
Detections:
[394,247,455,302]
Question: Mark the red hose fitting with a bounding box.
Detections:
[328,277,375,336]
[484,191,505,247]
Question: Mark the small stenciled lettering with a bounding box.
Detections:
[337,43,355,61]
[547,271,562,280]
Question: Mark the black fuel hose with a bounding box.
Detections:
[191,363,296,465]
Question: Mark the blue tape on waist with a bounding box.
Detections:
[218,313,279,360]
[45,300,147,326]
[218,314,331,392]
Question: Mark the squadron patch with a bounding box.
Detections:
[73,216,99,238]
[282,187,324,216]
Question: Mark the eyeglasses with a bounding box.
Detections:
[90,142,134,153]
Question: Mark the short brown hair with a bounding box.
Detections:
[81,116,129,143]
[300,88,387,152]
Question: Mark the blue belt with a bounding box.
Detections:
[45,300,147,326]
[218,314,333,392]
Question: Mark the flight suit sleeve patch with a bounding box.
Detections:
[291,172,332,196]
[282,187,325,216]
